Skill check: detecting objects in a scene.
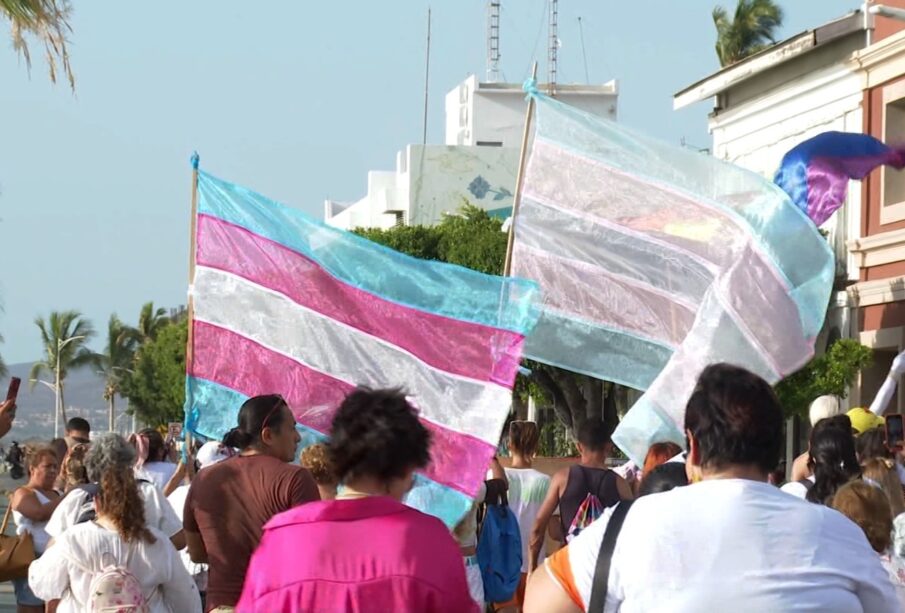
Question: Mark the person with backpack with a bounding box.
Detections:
[28,459,202,611]
[237,388,477,613]
[528,420,632,571]
[45,434,184,550]
[493,420,549,612]
[453,455,508,608]
[524,364,899,613]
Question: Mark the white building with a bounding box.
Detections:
[674,5,905,435]
[674,11,866,289]
[325,76,618,230]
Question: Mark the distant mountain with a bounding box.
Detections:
[3,362,127,443]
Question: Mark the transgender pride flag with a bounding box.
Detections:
[510,89,835,465]
[184,170,539,526]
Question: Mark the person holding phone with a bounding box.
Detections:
[1,376,21,439]
[0,399,16,439]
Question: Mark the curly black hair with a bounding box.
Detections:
[328,388,430,483]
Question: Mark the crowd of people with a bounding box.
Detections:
[0,356,905,611]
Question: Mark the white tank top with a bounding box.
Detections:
[13,489,53,554]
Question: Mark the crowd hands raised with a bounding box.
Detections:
[4,353,905,611]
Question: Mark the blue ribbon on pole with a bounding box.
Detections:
[190,151,200,170]
[522,77,539,100]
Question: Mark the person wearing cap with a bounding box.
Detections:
[167,441,234,609]
[848,407,886,435]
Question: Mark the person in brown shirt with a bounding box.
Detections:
[184,394,319,612]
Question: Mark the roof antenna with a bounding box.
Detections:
[422,7,431,145]
[487,0,501,82]
[578,16,590,84]
[548,0,558,95]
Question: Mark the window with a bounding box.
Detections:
[476,141,503,147]
[881,80,905,224]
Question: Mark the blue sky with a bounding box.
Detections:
[0,0,860,363]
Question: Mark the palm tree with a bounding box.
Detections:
[98,314,137,432]
[135,302,169,344]
[1,0,75,90]
[713,0,783,67]
[30,310,97,437]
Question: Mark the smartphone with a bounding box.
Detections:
[5,377,20,402]
[887,413,904,449]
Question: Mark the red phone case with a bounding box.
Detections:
[6,377,21,402]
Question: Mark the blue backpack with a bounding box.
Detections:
[476,485,522,603]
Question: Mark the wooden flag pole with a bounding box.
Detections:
[503,62,539,277]
[187,152,200,372]
[184,152,200,457]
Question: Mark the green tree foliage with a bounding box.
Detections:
[538,419,578,457]
[135,302,170,344]
[356,225,442,262]
[121,318,187,427]
[356,203,506,274]
[713,0,783,67]
[775,339,873,419]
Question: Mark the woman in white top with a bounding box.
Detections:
[132,428,178,492]
[166,441,233,603]
[46,433,184,550]
[501,420,550,611]
[30,461,201,612]
[11,446,63,612]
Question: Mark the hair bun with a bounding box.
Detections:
[222,427,253,450]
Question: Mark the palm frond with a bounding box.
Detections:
[0,0,75,91]
[28,361,48,388]
[713,0,783,67]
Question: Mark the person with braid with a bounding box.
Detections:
[29,457,201,611]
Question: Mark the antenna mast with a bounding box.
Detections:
[422,7,431,145]
[548,0,558,95]
[487,0,501,82]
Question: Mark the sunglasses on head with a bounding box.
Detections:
[261,395,287,434]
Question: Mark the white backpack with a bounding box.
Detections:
[86,551,150,613]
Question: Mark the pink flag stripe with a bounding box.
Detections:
[196,213,523,388]
[190,320,496,498]
[527,139,750,270]
[524,139,803,374]
[717,243,810,377]
[513,243,695,347]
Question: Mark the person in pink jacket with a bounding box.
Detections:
[237,387,478,613]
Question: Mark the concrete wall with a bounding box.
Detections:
[406,144,520,225]
[325,144,521,230]
[445,76,618,147]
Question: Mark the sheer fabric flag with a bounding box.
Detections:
[773,131,905,226]
[510,92,835,464]
[185,171,539,526]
